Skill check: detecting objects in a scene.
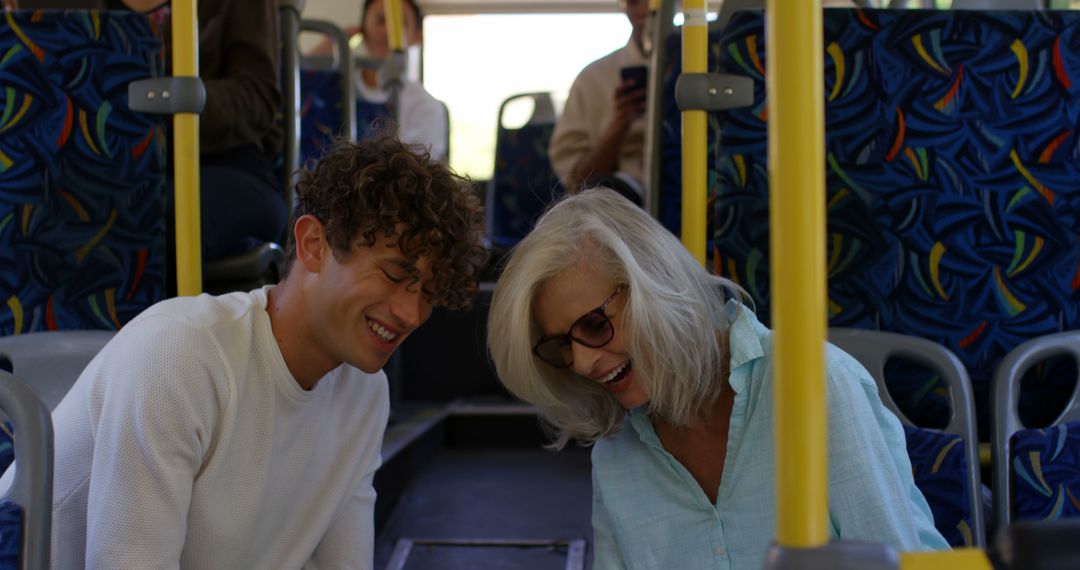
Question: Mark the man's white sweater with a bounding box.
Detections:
[3,287,389,569]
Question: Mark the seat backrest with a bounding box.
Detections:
[0,10,168,335]
[991,332,1080,530]
[485,92,562,247]
[829,328,984,547]
[0,370,53,570]
[682,7,1080,441]
[0,330,114,410]
[295,19,357,168]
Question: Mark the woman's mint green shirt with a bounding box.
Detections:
[590,307,948,569]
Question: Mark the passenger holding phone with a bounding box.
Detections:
[549,0,650,204]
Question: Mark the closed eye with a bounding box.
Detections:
[381,268,407,283]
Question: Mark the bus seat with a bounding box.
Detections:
[0,10,167,335]
[991,332,1080,532]
[203,242,285,296]
[296,19,359,167]
[674,8,1080,441]
[485,92,562,248]
[0,330,113,411]
[0,370,54,570]
[830,328,985,547]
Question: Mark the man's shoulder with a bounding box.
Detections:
[577,45,631,81]
[106,290,268,366]
[131,290,264,333]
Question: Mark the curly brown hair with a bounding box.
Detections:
[288,131,487,310]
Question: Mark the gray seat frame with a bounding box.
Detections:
[829,327,985,547]
[0,370,53,570]
[991,331,1080,531]
[0,330,115,411]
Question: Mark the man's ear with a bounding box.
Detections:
[293,214,329,272]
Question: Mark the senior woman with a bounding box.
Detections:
[486,188,947,569]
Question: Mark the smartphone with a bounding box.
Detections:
[620,65,648,90]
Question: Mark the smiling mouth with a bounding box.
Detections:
[601,361,631,385]
[367,318,399,343]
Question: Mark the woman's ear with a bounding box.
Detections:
[293,214,329,273]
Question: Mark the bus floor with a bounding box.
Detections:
[373,423,593,570]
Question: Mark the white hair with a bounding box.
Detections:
[487,188,747,447]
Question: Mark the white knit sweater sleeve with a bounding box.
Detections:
[306,382,388,569]
[84,314,230,569]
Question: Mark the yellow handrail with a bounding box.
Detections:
[385,0,405,52]
[901,549,992,570]
[764,5,992,567]
[172,0,201,296]
[680,0,707,266]
[768,0,828,547]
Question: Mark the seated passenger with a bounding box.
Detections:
[0,133,486,568]
[486,189,948,569]
[549,0,649,203]
[185,0,288,261]
[356,0,448,160]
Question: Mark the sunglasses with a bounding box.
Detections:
[533,286,625,368]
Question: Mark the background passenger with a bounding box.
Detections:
[486,188,948,569]
[107,0,289,262]
[356,0,449,160]
[548,0,649,203]
[185,0,288,261]
[0,133,486,568]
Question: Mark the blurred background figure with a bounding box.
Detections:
[355,0,448,159]
[548,0,649,204]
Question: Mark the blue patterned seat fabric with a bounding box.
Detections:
[298,68,392,167]
[0,422,11,474]
[677,8,1080,441]
[299,68,344,166]
[0,422,14,567]
[0,499,20,570]
[1010,420,1080,522]
[0,10,167,335]
[488,123,562,247]
[904,425,974,545]
[355,99,392,141]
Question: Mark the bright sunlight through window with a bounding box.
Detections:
[423,14,632,180]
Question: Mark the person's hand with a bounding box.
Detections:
[609,79,647,131]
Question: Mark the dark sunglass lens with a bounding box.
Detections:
[536,338,573,367]
[574,313,612,345]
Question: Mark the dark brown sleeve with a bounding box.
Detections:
[198,0,283,157]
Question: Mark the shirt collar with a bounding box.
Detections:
[725,301,766,395]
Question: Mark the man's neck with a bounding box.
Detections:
[266,281,337,390]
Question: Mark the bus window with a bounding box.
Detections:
[422,13,630,180]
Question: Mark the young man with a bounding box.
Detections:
[1,133,486,568]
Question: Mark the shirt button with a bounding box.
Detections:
[713,546,726,557]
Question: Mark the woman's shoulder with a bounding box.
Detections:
[590,412,651,466]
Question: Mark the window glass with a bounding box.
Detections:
[423,14,632,179]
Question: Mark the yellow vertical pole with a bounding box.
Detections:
[385,0,405,51]
[681,0,707,266]
[172,0,201,296]
[768,0,828,547]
